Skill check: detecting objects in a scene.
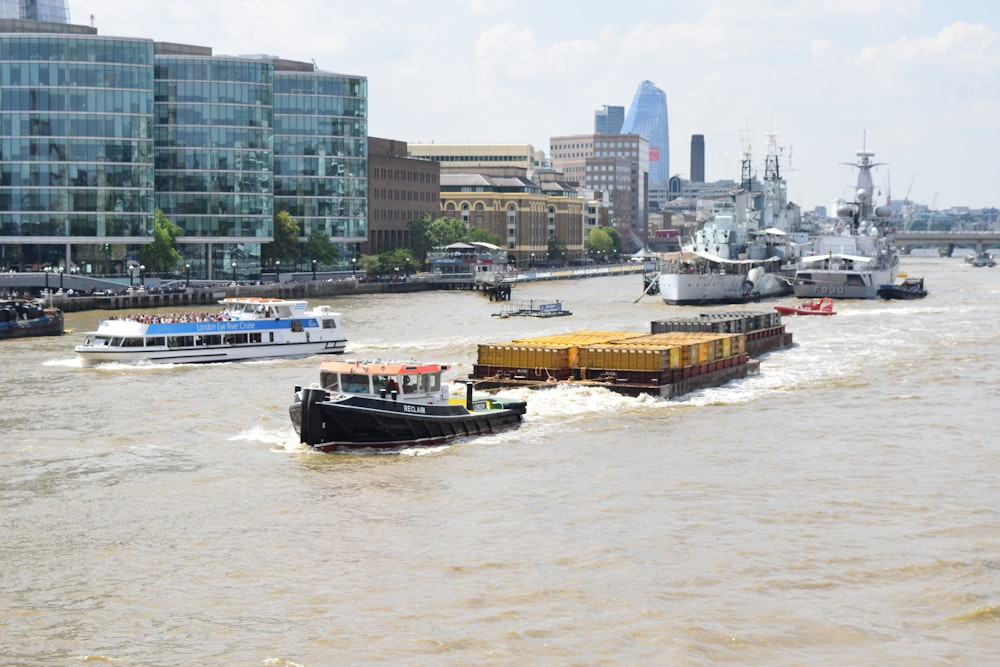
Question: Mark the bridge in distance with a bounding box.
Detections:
[892,230,1000,255]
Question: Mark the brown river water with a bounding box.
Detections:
[2,257,998,666]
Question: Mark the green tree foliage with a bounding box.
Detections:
[381,248,417,275]
[465,226,502,246]
[303,231,339,267]
[587,226,616,257]
[263,210,301,266]
[427,217,468,248]
[407,214,434,262]
[547,236,568,265]
[357,254,381,277]
[408,215,502,259]
[139,209,183,274]
[596,225,623,256]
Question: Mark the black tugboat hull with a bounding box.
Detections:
[290,389,526,451]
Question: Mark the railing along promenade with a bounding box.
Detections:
[2,262,649,313]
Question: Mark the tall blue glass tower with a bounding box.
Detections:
[620,80,669,185]
[0,0,70,22]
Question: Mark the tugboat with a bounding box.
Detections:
[75,297,346,365]
[290,359,527,451]
[0,298,64,340]
[877,275,928,300]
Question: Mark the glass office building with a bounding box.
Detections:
[154,51,274,280]
[621,80,669,186]
[0,18,367,279]
[0,0,70,23]
[0,25,155,273]
[273,67,367,255]
[594,104,624,134]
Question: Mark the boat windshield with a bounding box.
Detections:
[341,373,371,394]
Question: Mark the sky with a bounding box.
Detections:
[76,0,1000,211]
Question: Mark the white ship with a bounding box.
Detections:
[75,297,347,365]
[792,146,899,299]
[658,134,811,305]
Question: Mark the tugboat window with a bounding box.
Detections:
[343,373,369,393]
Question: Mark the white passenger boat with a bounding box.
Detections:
[75,297,347,365]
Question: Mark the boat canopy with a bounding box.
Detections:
[681,250,780,265]
[799,252,875,264]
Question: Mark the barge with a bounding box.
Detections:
[471,311,791,398]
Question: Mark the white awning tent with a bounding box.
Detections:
[680,250,780,265]
[799,252,875,264]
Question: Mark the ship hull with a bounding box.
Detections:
[659,271,791,305]
[290,389,525,450]
[792,262,898,300]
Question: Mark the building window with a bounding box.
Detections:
[507,204,516,224]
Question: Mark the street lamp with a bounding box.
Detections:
[44,266,51,292]
[139,264,145,288]
[394,267,399,282]
[127,264,137,287]
[58,266,64,291]
[311,259,317,281]
[274,260,280,283]
[530,253,535,268]
[351,257,356,277]
[185,263,191,288]
[231,261,237,283]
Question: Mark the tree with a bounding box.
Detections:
[407,214,435,262]
[427,217,468,248]
[303,231,339,267]
[465,226,502,246]
[547,236,568,265]
[600,225,624,256]
[357,253,381,277]
[262,210,300,266]
[381,248,417,275]
[587,227,615,257]
[139,209,183,274]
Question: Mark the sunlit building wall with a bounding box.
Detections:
[0,21,155,272]
[153,44,273,280]
[272,62,368,264]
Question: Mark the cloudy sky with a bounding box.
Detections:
[77,0,999,211]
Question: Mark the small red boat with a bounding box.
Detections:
[773,297,836,316]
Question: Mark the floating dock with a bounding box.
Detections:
[470,310,792,398]
[492,300,572,318]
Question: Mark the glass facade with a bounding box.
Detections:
[0,33,154,271]
[0,21,368,279]
[594,105,624,134]
[273,71,367,256]
[0,0,70,23]
[154,56,273,279]
[620,80,669,185]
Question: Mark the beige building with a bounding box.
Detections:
[439,168,586,266]
[407,143,546,173]
[366,137,440,255]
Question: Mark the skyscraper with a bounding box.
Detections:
[620,80,669,185]
[594,105,624,134]
[690,134,705,182]
[0,0,70,22]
